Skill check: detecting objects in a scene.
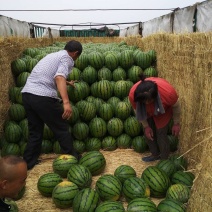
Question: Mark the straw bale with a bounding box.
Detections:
[16,150,161,212]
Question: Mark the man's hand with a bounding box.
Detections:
[144,126,154,141]
[172,124,180,137]
[62,102,72,120]
[66,80,77,88]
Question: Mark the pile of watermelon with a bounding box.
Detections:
[0,41,178,157]
[0,41,194,211]
[35,152,194,211]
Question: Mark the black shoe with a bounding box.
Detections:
[142,155,160,162]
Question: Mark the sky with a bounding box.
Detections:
[0,0,203,30]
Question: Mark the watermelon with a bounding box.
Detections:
[88,51,105,69]
[98,66,112,81]
[52,154,78,178]
[124,117,142,137]
[102,136,117,151]
[157,198,186,212]
[53,141,62,154]
[114,165,136,184]
[96,80,113,100]
[8,103,26,122]
[81,66,98,85]
[123,177,150,202]
[67,82,85,103]
[166,183,191,203]
[72,122,89,140]
[127,65,143,83]
[119,50,134,69]
[41,140,53,154]
[74,53,89,70]
[107,96,121,110]
[1,143,21,157]
[113,80,130,100]
[115,101,131,120]
[134,51,152,69]
[79,151,106,175]
[85,138,102,151]
[72,188,99,212]
[131,136,148,153]
[169,155,188,171]
[156,159,177,178]
[25,58,38,72]
[11,58,27,76]
[78,101,96,122]
[141,166,171,198]
[89,117,107,138]
[171,171,195,188]
[95,174,122,201]
[95,200,125,212]
[92,97,105,114]
[107,118,124,137]
[104,52,119,71]
[67,67,82,81]
[112,66,127,81]
[37,173,63,197]
[168,135,179,152]
[98,103,114,121]
[144,67,158,77]
[67,164,92,189]
[52,181,79,209]
[68,105,80,125]
[4,121,22,143]
[43,124,54,140]
[116,134,132,149]
[127,197,157,212]
[16,72,30,87]
[73,140,85,154]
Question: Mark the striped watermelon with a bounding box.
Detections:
[107,118,124,137]
[148,49,157,62]
[112,66,127,81]
[52,181,79,208]
[119,50,134,69]
[157,198,186,212]
[74,53,89,71]
[11,58,27,76]
[115,101,131,120]
[1,143,21,157]
[134,51,152,69]
[144,67,158,77]
[95,174,122,201]
[88,51,105,69]
[73,140,85,154]
[68,105,80,125]
[107,96,121,110]
[124,116,142,137]
[52,154,78,178]
[78,101,96,122]
[23,48,37,57]
[166,183,191,203]
[171,171,195,188]
[9,86,22,103]
[37,173,63,197]
[4,121,22,143]
[131,136,148,153]
[168,135,179,152]
[67,82,85,103]
[90,81,99,98]
[8,103,26,122]
[141,166,171,198]
[95,200,125,212]
[127,197,157,212]
[114,165,136,184]
[127,65,143,83]
[25,58,38,72]
[113,80,130,100]
[104,52,119,71]
[67,164,92,189]
[96,80,113,100]
[81,66,98,85]
[79,151,106,176]
[72,188,99,212]
[156,159,177,178]
[98,103,114,121]
[89,117,107,138]
[85,138,102,151]
[98,67,112,81]
[67,67,82,81]
[102,136,117,151]
[73,122,89,140]
[169,155,188,171]
[92,98,105,114]
[16,72,30,87]
[15,87,23,105]
[116,134,132,149]
[123,177,150,202]
[41,140,53,154]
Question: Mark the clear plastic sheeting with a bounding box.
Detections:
[119,28,127,37]
[126,24,140,37]
[142,13,172,37]
[196,0,212,32]
[0,15,30,37]
[173,6,196,33]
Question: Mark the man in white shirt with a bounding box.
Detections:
[22,40,82,170]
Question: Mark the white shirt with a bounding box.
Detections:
[22,50,74,99]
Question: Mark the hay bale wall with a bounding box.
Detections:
[0,34,211,211]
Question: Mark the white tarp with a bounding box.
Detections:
[42,27,60,38]
[126,24,140,37]
[173,6,196,33]
[0,15,30,37]
[142,13,172,37]
[196,0,212,32]
[119,28,127,37]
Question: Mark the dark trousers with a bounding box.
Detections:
[22,93,77,169]
[145,118,170,159]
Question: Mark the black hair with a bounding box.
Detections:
[134,73,158,102]
[64,40,83,56]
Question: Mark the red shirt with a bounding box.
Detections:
[129,77,178,129]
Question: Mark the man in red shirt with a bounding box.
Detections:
[129,74,181,162]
